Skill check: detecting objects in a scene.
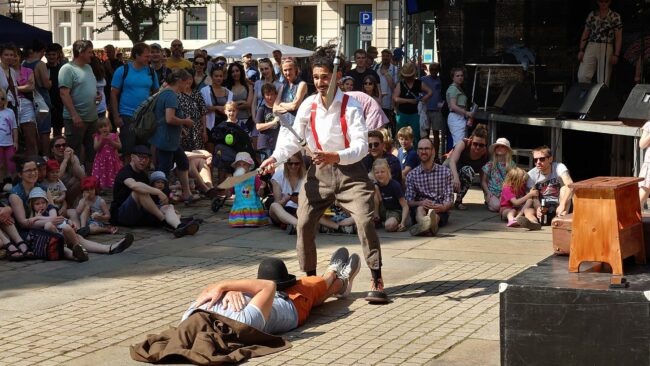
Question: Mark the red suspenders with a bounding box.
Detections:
[309,94,350,151]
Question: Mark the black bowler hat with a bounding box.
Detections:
[130,145,151,156]
[257,258,296,291]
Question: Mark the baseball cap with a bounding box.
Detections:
[242,52,252,58]
[150,43,162,50]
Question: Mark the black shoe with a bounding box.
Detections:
[365,278,389,304]
[76,226,91,238]
[109,233,134,254]
[174,220,200,238]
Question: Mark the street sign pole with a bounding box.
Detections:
[359,11,373,50]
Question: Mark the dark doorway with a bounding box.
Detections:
[293,6,317,51]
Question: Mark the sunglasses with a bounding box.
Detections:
[54,143,67,148]
[533,157,549,163]
[369,142,381,149]
[472,142,486,148]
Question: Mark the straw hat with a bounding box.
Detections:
[489,137,512,154]
[400,63,417,78]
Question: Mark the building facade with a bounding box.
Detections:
[19,0,401,59]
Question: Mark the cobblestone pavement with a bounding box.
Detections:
[0,189,553,365]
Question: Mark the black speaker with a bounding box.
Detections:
[558,83,621,120]
[619,84,650,126]
[494,82,537,115]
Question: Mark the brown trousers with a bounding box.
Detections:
[296,160,382,273]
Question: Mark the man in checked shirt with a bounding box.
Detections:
[405,138,454,236]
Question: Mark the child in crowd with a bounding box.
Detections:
[43,159,67,214]
[213,102,255,187]
[373,159,410,232]
[339,76,355,92]
[255,83,281,160]
[228,152,270,228]
[0,88,18,178]
[76,176,117,235]
[395,126,420,183]
[28,187,133,262]
[92,118,122,189]
[500,166,536,227]
[149,171,174,206]
[481,138,515,212]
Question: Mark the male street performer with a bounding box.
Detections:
[260,46,388,303]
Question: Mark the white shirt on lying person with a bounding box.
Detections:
[272,88,368,166]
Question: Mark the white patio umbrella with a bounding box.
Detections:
[192,37,314,59]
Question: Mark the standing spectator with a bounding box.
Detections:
[272,49,284,82]
[192,55,211,91]
[446,67,473,147]
[46,44,64,136]
[274,58,307,127]
[373,49,399,133]
[90,54,107,120]
[0,87,18,177]
[149,43,170,88]
[225,62,255,142]
[393,63,432,143]
[0,44,19,126]
[166,39,193,71]
[103,45,122,75]
[255,83,281,159]
[252,58,282,120]
[200,68,232,146]
[178,72,208,152]
[366,46,379,69]
[22,40,52,156]
[111,42,159,158]
[59,40,98,170]
[92,119,122,189]
[577,0,622,85]
[13,49,38,156]
[446,125,489,210]
[405,138,453,236]
[241,52,259,83]
[362,130,401,182]
[149,69,193,202]
[362,75,381,105]
[345,49,381,92]
[419,62,445,159]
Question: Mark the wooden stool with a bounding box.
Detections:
[568,177,645,275]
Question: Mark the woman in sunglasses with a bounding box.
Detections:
[362,75,381,105]
[192,55,211,92]
[445,124,489,210]
[49,135,84,210]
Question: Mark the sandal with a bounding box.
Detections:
[109,233,134,254]
[72,244,89,262]
[6,242,24,261]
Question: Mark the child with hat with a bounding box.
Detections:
[76,176,118,235]
[228,152,269,228]
[481,137,516,212]
[149,171,176,206]
[42,159,67,213]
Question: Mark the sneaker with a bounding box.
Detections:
[516,216,542,231]
[327,247,349,274]
[365,278,389,304]
[337,253,361,298]
[339,225,356,235]
[285,224,296,235]
[174,220,200,238]
[428,210,439,235]
[409,216,431,236]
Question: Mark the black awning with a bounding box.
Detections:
[0,15,52,48]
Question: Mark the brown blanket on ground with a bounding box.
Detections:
[130,310,291,365]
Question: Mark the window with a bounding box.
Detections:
[344,4,372,61]
[184,7,207,40]
[56,10,72,47]
[234,6,257,40]
[140,18,160,40]
[79,10,94,40]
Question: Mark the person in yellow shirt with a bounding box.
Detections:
[166,39,193,71]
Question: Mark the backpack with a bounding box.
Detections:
[119,62,157,95]
[25,229,65,260]
[131,91,163,141]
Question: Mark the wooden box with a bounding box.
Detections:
[551,214,572,255]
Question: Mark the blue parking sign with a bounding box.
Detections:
[359,11,372,25]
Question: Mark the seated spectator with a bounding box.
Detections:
[49,135,84,207]
[149,171,172,205]
[43,159,67,214]
[395,126,420,183]
[109,145,200,238]
[406,139,453,236]
[269,153,305,235]
[445,124,489,210]
[29,187,132,262]
[362,130,401,182]
[76,176,118,235]
[517,146,574,230]
[500,166,536,228]
[373,159,410,232]
[185,150,218,198]
[184,248,361,334]
[0,203,29,261]
[481,137,515,212]
[228,152,270,228]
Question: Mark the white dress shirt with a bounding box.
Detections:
[272,89,368,166]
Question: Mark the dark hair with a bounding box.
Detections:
[46,43,62,53]
[533,145,553,157]
[368,130,384,142]
[13,155,40,173]
[450,67,465,78]
[309,44,338,73]
[26,40,46,55]
[131,42,150,58]
[72,40,93,58]
[166,68,192,85]
[354,49,367,58]
[470,124,488,140]
[258,58,276,82]
[210,67,224,77]
[0,43,18,56]
[261,82,278,95]
[49,135,66,158]
[90,55,106,81]
[225,62,247,88]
